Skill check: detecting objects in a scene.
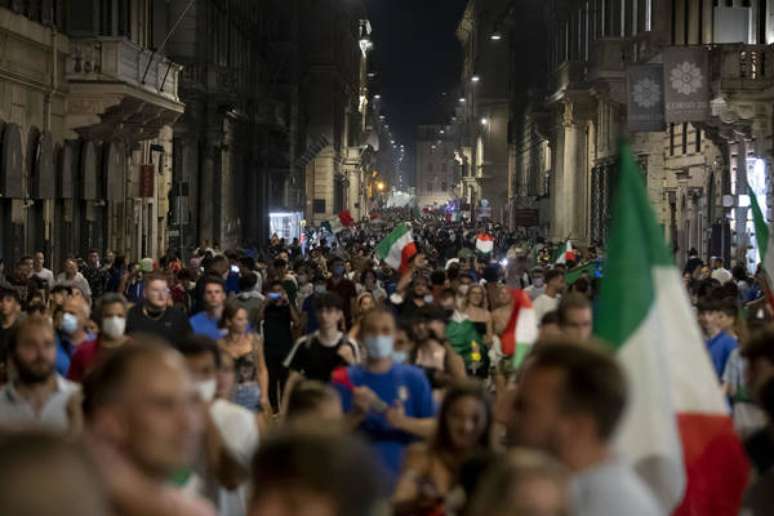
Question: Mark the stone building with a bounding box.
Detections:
[0,1,183,268]
[508,0,774,268]
[296,0,373,225]
[415,124,458,208]
[454,0,513,224]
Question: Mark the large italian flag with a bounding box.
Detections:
[595,143,748,515]
[376,223,417,275]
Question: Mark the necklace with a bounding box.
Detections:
[142,306,165,321]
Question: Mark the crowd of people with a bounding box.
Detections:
[0,212,773,516]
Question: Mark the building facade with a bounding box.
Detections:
[0,1,184,269]
[415,124,458,208]
[508,0,774,268]
[454,0,513,224]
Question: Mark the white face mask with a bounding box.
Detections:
[101,316,126,339]
[458,284,470,295]
[195,378,217,402]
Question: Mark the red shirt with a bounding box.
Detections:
[67,337,131,382]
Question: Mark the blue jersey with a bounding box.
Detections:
[333,363,435,485]
[706,331,737,380]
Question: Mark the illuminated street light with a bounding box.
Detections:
[459,98,466,103]
[376,181,385,191]
[490,32,502,41]
[374,94,381,100]
[481,117,489,125]
[379,115,385,120]
[471,75,480,83]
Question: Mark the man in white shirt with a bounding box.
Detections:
[179,335,259,516]
[0,315,80,434]
[55,258,92,302]
[508,342,661,516]
[533,269,564,323]
[32,252,55,289]
[710,257,733,285]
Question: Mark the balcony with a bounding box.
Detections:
[550,61,588,102]
[712,44,774,94]
[179,63,241,100]
[66,37,184,140]
[588,38,627,82]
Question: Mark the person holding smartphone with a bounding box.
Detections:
[261,281,300,413]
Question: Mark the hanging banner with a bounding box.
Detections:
[627,64,665,132]
[663,47,710,123]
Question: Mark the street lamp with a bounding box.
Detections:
[459,97,466,103]
[471,75,480,83]
[374,94,381,100]
[481,117,489,125]
[490,31,502,41]
[376,181,385,191]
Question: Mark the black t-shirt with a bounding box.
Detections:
[263,303,294,358]
[126,304,192,347]
[283,333,355,382]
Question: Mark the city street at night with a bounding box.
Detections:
[0,1,772,515]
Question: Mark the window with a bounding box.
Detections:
[695,126,702,152]
[669,124,675,156]
[682,122,688,154]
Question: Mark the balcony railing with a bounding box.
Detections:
[713,44,774,90]
[67,37,181,103]
[180,63,240,96]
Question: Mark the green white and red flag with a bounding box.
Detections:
[749,192,774,308]
[499,289,538,368]
[595,143,748,515]
[475,233,495,254]
[554,240,575,264]
[376,223,417,275]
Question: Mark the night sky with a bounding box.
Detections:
[366,0,470,187]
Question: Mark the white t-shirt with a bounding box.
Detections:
[188,399,259,516]
[570,458,662,516]
[33,268,55,287]
[711,267,733,285]
[533,293,560,323]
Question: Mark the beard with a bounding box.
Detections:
[14,357,54,384]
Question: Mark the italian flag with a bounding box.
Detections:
[499,289,538,368]
[554,240,575,264]
[596,143,748,515]
[376,223,417,275]
[475,233,495,254]
[750,191,774,293]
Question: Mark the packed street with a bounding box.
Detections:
[1,1,774,516]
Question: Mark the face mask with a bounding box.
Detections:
[392,350,408,364]
[314,284,327,294]
[533,278,545,288]
[423,294,434,304]
[195,378,217,402]
[458,285,470,295]
[59,312,79,335]
[364,335,395,359]
[102,316,126,339]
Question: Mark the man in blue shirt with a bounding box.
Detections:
[189,276,227,341]
[700,298,738,379]
[332,309,435,486]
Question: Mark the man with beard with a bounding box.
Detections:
[0,315,81,433]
